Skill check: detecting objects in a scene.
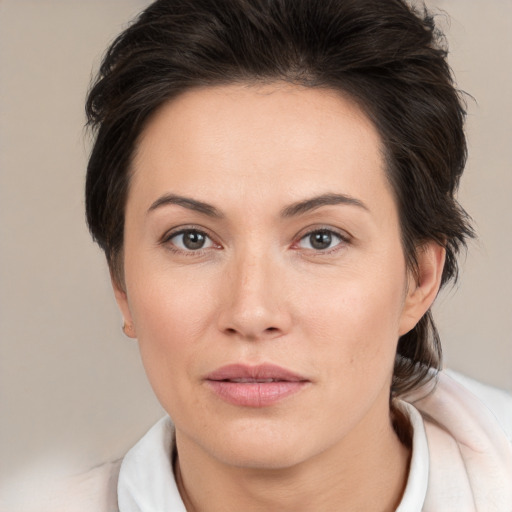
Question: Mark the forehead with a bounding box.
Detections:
[130,83,392,213]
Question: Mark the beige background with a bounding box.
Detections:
[0,0,510,480]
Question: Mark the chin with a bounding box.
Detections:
[199,417,318,470]
[216,443,308,470]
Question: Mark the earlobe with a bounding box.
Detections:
[111,272,138,339]
[399,242,445,336]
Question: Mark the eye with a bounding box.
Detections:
[167,229,215,251]
[297,229,346,251]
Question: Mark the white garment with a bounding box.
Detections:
[396,371,512,511]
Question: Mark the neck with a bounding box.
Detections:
[174,407,410,512]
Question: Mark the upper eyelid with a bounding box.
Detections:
[296,226,352,242]
[161,225,214,243]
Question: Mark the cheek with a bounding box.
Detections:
[125,265,219,406]
[135,283,212,345]
[296,266,406,375]
[127,251,219,336]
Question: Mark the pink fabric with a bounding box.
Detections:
[406,372,512,511]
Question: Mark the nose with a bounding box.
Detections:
[217,250,292,341]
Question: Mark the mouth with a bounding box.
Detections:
[204,363,309,407]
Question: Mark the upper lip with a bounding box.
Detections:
[205,363,309,382]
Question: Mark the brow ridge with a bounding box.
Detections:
[281,193,368,217]
[148,193,223,218]
[148,192,367,219]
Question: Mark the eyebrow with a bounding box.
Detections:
[280,193,369,217]
[147,192,368,219]
[148,193,224,218]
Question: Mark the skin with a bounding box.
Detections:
[114,83,445,511]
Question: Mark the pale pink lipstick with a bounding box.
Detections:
[205,363,309,407]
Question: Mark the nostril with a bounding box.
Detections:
[223,326,280,337]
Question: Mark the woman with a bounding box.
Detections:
[82,0,512,510]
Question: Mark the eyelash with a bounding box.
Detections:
[294,227,351,255]
[161,227,219,256]
[160,226,351,256]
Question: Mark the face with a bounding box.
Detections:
[115,83,440,470]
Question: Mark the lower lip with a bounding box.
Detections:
[206,380,307,407]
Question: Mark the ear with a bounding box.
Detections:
[399,241,445,336]
[111,272,137,339]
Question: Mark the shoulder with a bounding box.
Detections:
[445,369,512,441]
[60,459,121,512]
[49,459,122,512]
[404,370,512,510]
[0,460,122,512]
[53,460,121,512]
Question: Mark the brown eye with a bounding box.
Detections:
[298,229,345,251]
[310,231,332,250]
[168,229,213,251]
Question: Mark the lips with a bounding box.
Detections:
[205,364,309,407]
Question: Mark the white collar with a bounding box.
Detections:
[117,416,186,512]
[395,401,429,511]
